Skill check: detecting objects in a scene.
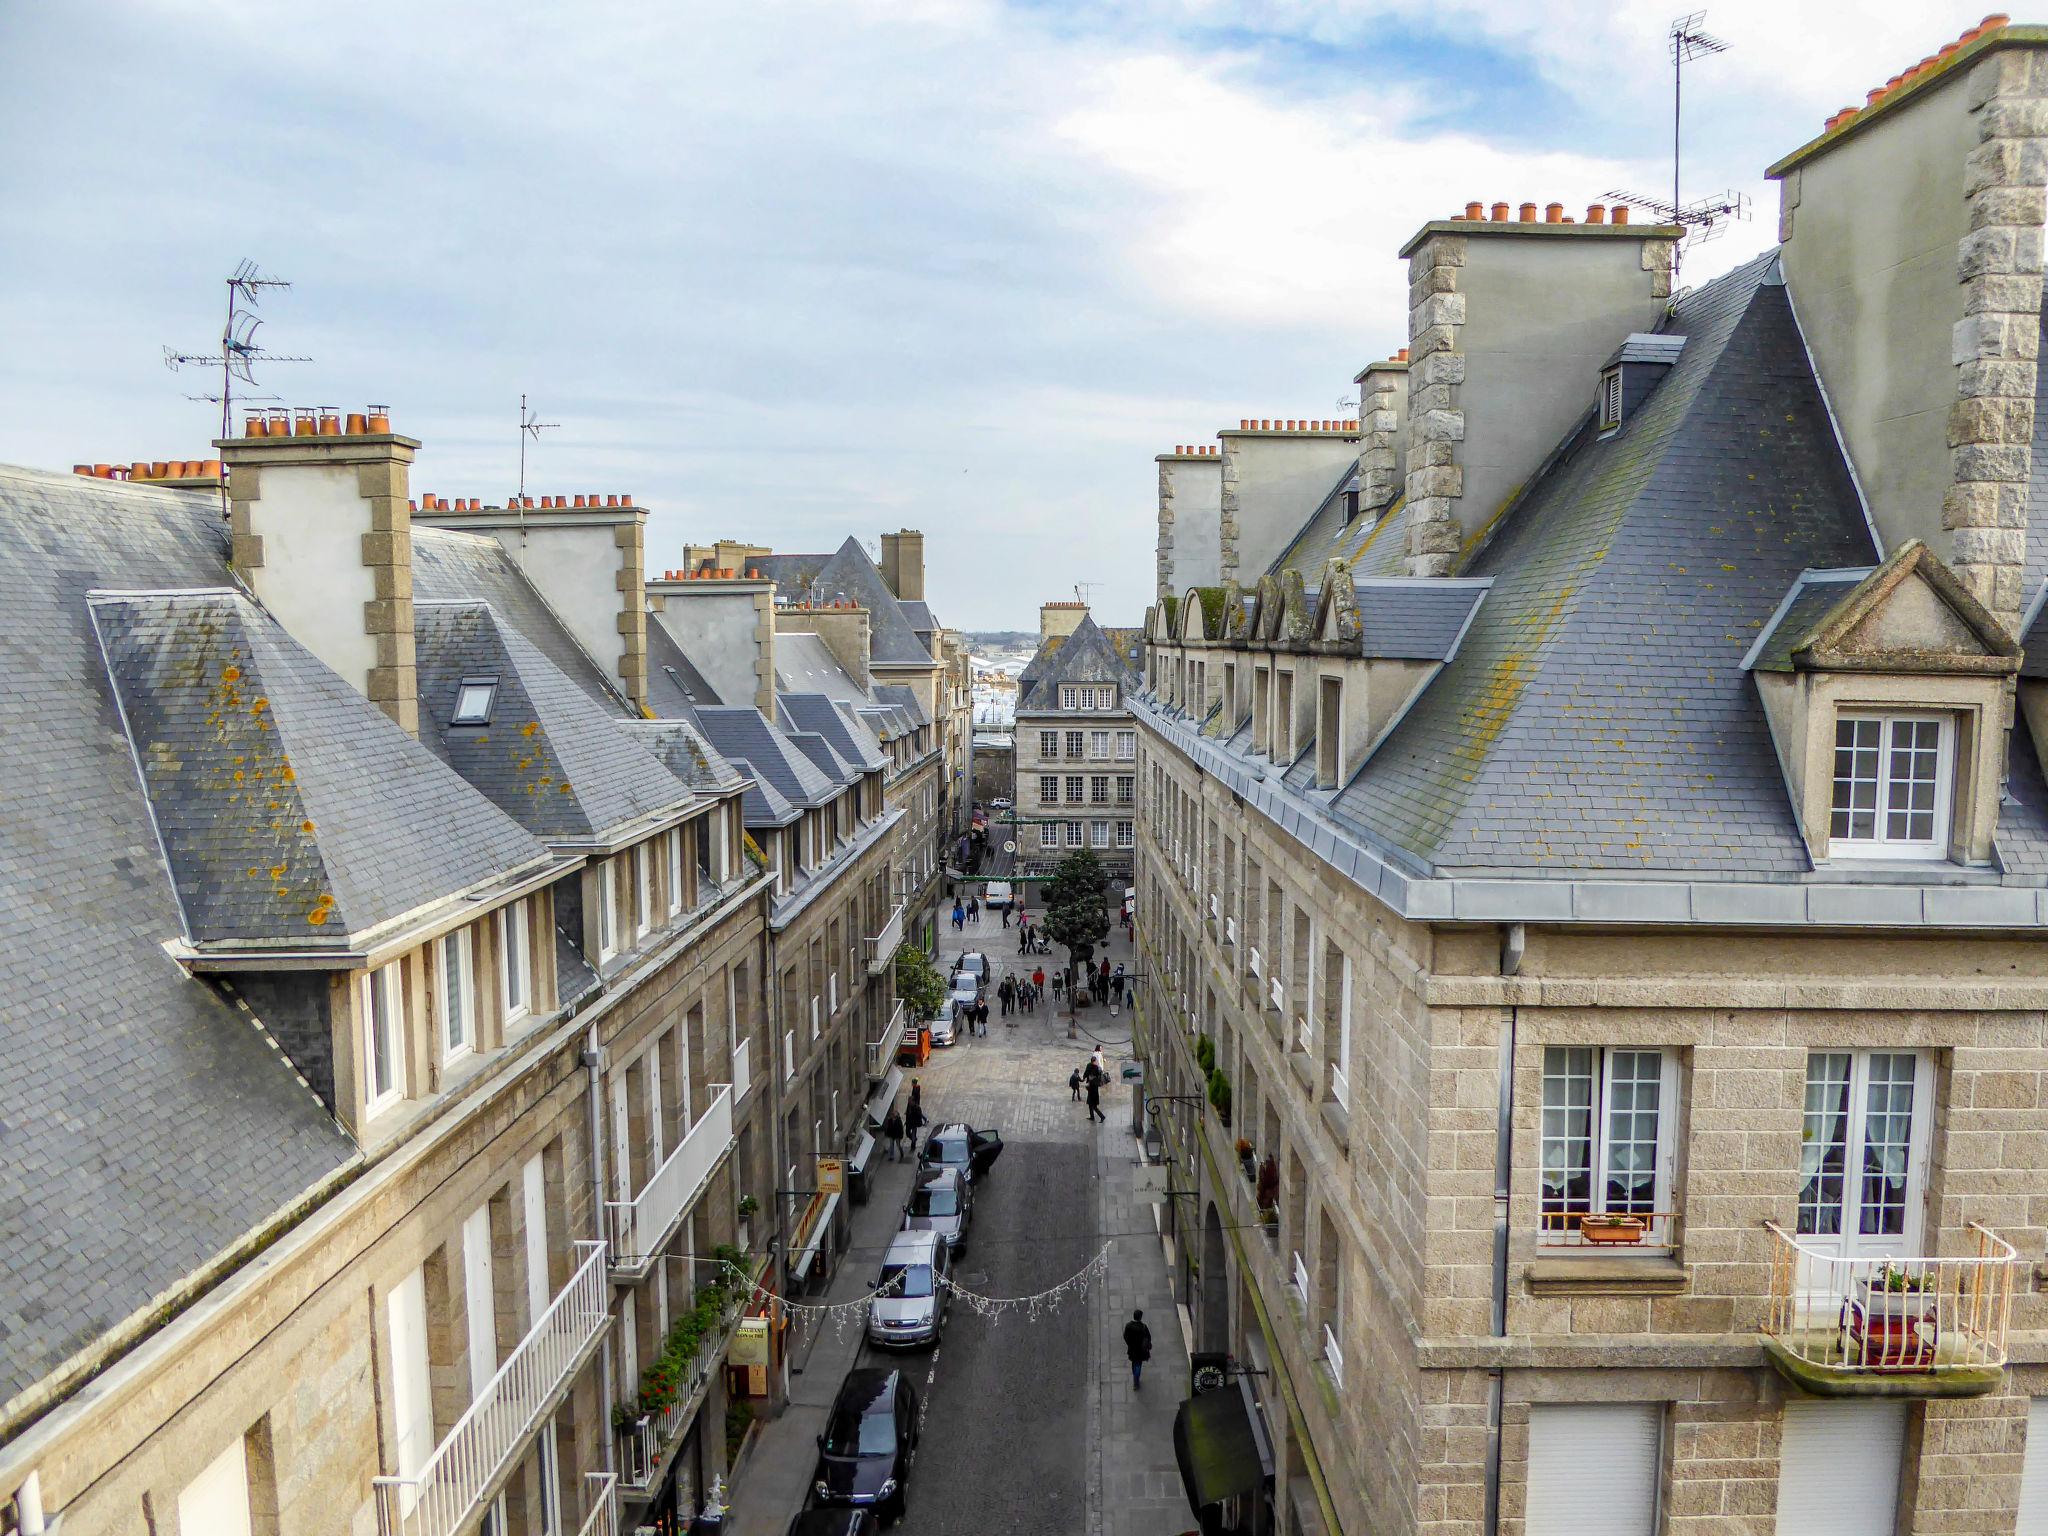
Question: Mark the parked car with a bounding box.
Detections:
[813,1367,919,1523]
[956,951,989,983]
[788,1511,880,1536]
[983,879,1013,910]
[902,1165,971,1252]
[989,797,1012,811]
[867,1228,951,1348]
[928,1010,957,1047]
[918,1122,1004,1185]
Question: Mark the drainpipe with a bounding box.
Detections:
[583,1026,615,1476]
[1484,924,1524,1536]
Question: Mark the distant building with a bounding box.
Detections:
[1011,603,1144,883]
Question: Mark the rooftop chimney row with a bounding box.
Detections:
[1452,201,1627,227]
[74,460,223,482]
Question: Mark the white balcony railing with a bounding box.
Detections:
[374,1242,609,1536]
[784,1028,796,1083]
[1762,1222,2018,1383]
[1292,1251,1310,1303]
[1225,916,1237,945]
[1269,978,1285,1014]
[606,1085,734,1273]
[866,903,905,975]
[1323,1325,1344,1387]
[730,1037,752,1105]
[866,1000,906,1080]
[620,1288,748,1494]
[1208,893,1219,922]
[575,1474,617,1536]
[1248,946,1262,978]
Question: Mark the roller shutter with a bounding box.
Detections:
[1526,1402,1662,1535]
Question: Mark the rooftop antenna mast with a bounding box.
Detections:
[517,393,558,503]
[1073,582,1097,609]
[1602,13,1741,289]
[164,260,310,516]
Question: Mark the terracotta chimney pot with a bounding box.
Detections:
[148,461,168,477]
[1983,15,2010,34]
[316,409,341,435]
[1544,202,1564,223]
[1518,202,1538,222]
[1612,206,1629,226]
[1491,201,1510,222]
[1239,419,1250,430]
[1397,347,1409,361]
[1586,203,1605,224]
[244,412,266,437]
[366,406,391,433]
[345,412,368,435]
[72,464,90,475]
[1464,200,1485,220]
[292,410,316,437]
[622,494,633,505]
[204,460,222,477]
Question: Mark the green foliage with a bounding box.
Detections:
[1043,850,1110,974]
[1206,1066,1232,1123]
[736,1194,760,1219]
[1160,593,1180,635]
[725,1396,756,1459]
[895,943,948,1023]
[627,1254,750,1420]
[1194,1033,1216,1074]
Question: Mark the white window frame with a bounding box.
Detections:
[1599,368,1623,431]
[1065,774,1084,804]
[1331,953,1353,1105]
[596,859,618,962]
[177,1436,254,1536]
[1117,730,1136,761]
[1061,684,1077,710]
[1090,730,1110,760]
[1091,819,1110,848]
[1827,711,1954,861]
[388,1268,434,1503]
[668,828,684,917]
[1064,821,1083,848]
[1065,730,1085,758]
[633,843,653,937]
[1041,775,1060,805]
[1537,1046,1677,1247]
[1040,822,1060,849]
[1116,821,1134,849]
[499,898,530,1024]
[521,1153,549,1324]
[362,961,405,1116]
[440,927,476,1064]
[1040,730,1059,760]
[1796,1048,1932,1261]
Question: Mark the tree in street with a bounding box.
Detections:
[1042,850,1109,1015]
[895,942,948,1023]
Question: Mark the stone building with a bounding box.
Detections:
[0,417,905,1536]
[1134,19,2048,1536]
[1012,604,1144,883]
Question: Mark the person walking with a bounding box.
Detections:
[999,976,1014,1017]
[905,1095,927,1154]
[1018,921,1030,954]
[1085,1074,1105,1123]
[1097,957,1111,1003]
[1068,1065,1083,1101]
[1111,963,1125,1006]
[951,900,964,931]
[967,895,980,925]
[1124,1310,1152,1390]
[1032,965,1045,997]
[976,999,990,1036]
[882,1106,906,1162]
[1001,902,1011,929]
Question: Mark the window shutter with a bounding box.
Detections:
[177,1436,254,1536]
[2020,1399,2048,1536]
[1776,1401,1905,1535]
[1602,369,1623,427]
[1526,1403,1660,1536]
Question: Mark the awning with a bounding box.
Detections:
[789,1191,842,1285]
[865,1065,903,1121]
[847,1130,877,1177]
[1174,1388,1264,1513]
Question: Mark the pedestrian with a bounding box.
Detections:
[1033,965,1045,994]
[1085,1074,1105,1123]
[1018,924,1031,955]
[999,976,1015,1016]
[905,1096,927,1153]
[1124,1310,1152,1390]
[1112,963,1125,1006]
[976,999,990,1036]
[951,901,964,931]
[1087,1048,1105,1086]
[1097,957,1111,1002]
[1069,1066,1083,1101]
[1051,969,1064,1002]
[1001,902,1011,929]
[968,896,980,925]
[883,1107,905,1162]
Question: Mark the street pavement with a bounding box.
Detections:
[724,908,1193,1536]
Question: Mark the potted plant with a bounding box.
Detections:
[1853,1265,1937,1366]
[1858,1264,1933,1318]
[1207,1067,1232,1127]
[1578,1211,1649,1245]
[1256,1154,1280,1215]
[1235,1136,1256,1181]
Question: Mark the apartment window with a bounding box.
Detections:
[1778,1400,1907,1536]
[1065,775,1084,803]
[1525,1404,1662,1536]
[1090,730,1110,759]
[178,1435,254,1536]
[1065,821,1083,848]
[536,1424,563,1536]
[1091,819,1110,848]
[1798,1050,1929,1247]
[521,1153,549,1323]
[462,1203,497,1395]
[387,1269,434,1505]
[596,859,617,961]
[1116,821,1134,849]
[1538,1047,1674,1243]
[1317,676,1343,787]
[635,844,656,937]
[1090,776,1109,805]
[1065,730,1085,758]
[498,899,531,1022]
[1041,775,1060,805]
[668,830,684,917]
[440,927,475,1062]
[1041,823,1060,849]
[1599,368,1623,432]
[811,993,821,1040]
[451,675,498,726]
[1040,730,1059,759]
[1116,776,1134,805]
[362,961,404,1114]
[1061,685,1077,709]
[1829,713,1952,858]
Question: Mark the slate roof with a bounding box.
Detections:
[415,603,698,844]
[644,617,725,719]
[627,719,751,796]
[1271,489,1412,585]
[782,691,887,773]
[776,632,867,703]
[1268,464,1363,579]
[0,466,355,1406]
[696,706,837,811]
[748,539,935,667]
[1017,614,1140,711]
[413,526,630,714]
[1331,252,1886,875]
[93,591,551,944]
[1741,569,1873,673]
[1347,579,1493,661]
[872,683,930,728]
[900,599,937,633]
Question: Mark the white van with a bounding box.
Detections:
[983,881,1013,911]
[867,1229,950,1347]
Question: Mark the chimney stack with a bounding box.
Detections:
[1040,600,1089,642]
[218,407,421,734]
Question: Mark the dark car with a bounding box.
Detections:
[917,1121,1003,1185]
[902,1165,972,1252]
[787,1510,880,1536]
[813,1367,919,1523]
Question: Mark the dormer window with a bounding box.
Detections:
[451,676,497,725]
[1599,369,1623,432]
[1828,713,1953,859]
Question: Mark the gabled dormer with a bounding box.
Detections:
[1744,540,2020,866]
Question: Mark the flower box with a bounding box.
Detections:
[1577,1214,1648,1246]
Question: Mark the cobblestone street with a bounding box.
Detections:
[726,908,1191,1536]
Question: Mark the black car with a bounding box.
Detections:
[787,1510,880,1536]
[917,1121,1003,1185]
[813,1367,919,1523]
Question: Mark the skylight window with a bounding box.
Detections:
[452,676,498,725]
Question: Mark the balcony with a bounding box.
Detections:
[575,1475,618,1536]
[730,1037,752,1105]
[606,1085,735,1281]
[866,903,905,975]
[1762,1223,2018,1398]
[619,1265,759,1501]
[374,1242,610,1536]
[866,1000,906,1081]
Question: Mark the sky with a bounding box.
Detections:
[0,1,2009,629]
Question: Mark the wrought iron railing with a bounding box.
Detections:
[1537,1209,1676,1250]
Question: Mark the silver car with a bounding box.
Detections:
[901,1166,971,1253]
[866,1230,950,1348]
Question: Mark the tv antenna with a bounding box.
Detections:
[1602,13,1739,284]
[164,260,311,513]
[517,393,558,502]
[1073,582,1098,609]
